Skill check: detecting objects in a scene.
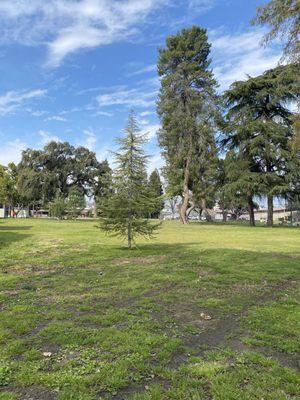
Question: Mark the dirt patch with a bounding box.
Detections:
[111,255,168,266]
[168,278,300,367]
[15,386,58,400]
[6,264,65,277]
[197,268,216,279]
[229,339,300,371]
[232,280,269,294]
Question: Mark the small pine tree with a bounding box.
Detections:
[99,111,161,248]
[49,192,66,219]
[66,186,86,219]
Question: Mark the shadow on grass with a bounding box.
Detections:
[0,225,33,231]
[0,231,32,249]
[189,220,299,229]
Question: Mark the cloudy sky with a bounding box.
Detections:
[0,0,281,169]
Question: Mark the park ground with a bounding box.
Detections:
[0,219,299,400]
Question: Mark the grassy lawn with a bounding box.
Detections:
[0,219,299,400]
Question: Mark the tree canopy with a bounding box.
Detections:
[223,64,298,226]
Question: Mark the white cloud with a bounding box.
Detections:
[127,64,156,76]
[92,110,113,117]
[28,109,48,117]
[188,0,215,13]
[141,123,160,140]
[45,115,67,121]
[82,129,97,150]
[0,138,28,166]
[140,111,154,117]
[0,89,46,116]
[38,130,60,145]
[0,0,169,67]
[211,29,281,91]
[96,87,157,108]
[147,152,164,174]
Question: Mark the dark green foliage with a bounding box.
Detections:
[99,112,161,248]
[94,160,114,218]
[0,163,23,213]
[215,157,250,222]
[223,64,298,226]
[49,192,66,219]
[252,0,300,61]
[148,170,164,218]
[157,26,219,224]
[66,187,86,219]
[17,141,104,205]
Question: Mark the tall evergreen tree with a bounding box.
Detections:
[157,26,219,224]
[223,64,297,226]
[99,112,161,248]
[148,169,164,218]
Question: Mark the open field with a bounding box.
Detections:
[0,219,299,400]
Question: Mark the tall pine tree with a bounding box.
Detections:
[157,26,218,224]
[99,112,161,248]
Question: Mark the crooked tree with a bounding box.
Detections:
[157,26,218,224]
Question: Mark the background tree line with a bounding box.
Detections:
[0,139,164,221]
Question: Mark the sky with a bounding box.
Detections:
[0,0,282,171]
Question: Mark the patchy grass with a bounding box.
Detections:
[0,219,299,399]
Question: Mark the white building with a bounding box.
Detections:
[0,204,9,218]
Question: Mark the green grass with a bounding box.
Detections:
[0,219,299,399]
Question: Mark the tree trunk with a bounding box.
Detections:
[267,195,273,227]
[222,211,227,222]
[248,196,255,226]
[180,157,191,225]
[93,201,98,218]
[127,213,133,249]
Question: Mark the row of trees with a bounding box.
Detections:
[157,0,299,227]
[0,140,164,221]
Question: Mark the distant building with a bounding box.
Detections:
[0,204,9,218]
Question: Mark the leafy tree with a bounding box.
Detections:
[157,26,219,224]
[252,0,300,61]
[99,112,161,248]
[49,192,66,219]
[66,187,86,219]
[148,169,164,218]
[17,141,102,205]
[0,163,21,215]
[223,64,297,226]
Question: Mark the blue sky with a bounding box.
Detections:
[0,0,282,171]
